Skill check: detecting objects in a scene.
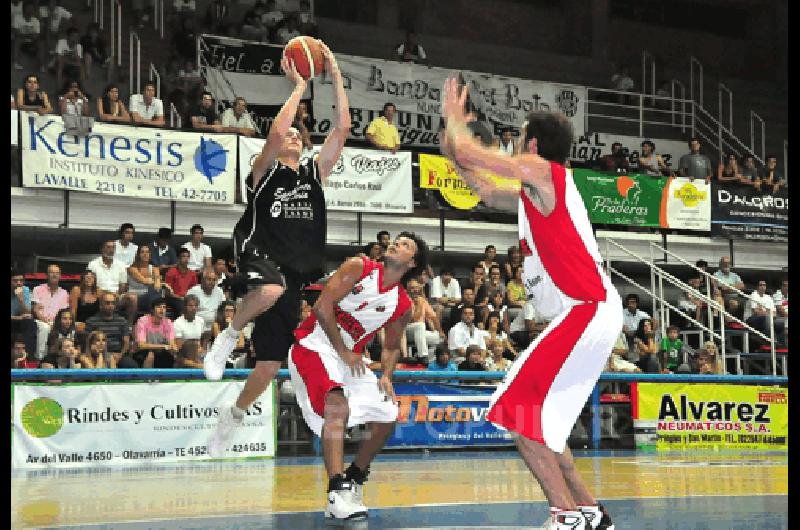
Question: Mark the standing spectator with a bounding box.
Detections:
[205,0,231,35]
[69,270,100,327]
[85,292,133,368]
[658,325,684,374]
[55,28,87,86]
[173,294,204,351]
[447,307,487,361]
[478,245,500,276]
[678,137,713,184]
[458,345,486,371]
[11,0,24,20]
[740,154,762,190]
[621,293,651,350]
[377,230,392,251]
[186,269,225,332]
[744,280,784,347]
[762,155,785,194]
[493,128,516,156]
[638,140,668,177]
[404,278,445,362]
[11,270,37,358]
[296,0,318,37]
[633,318,660,372]
[12,335,38,369]
[363,242,383,262]
[221,97,257,137]
[772,278,788,345]
[115,223,138,268]
[366,102,401,153]
[182,224,213,272]
[395,30,429,66]
[16,74,53,115]
[717,152,743,185]
[127,245,162,312]
[133,297,178,368]
[130,81,165,127]
[150,228,178,277]
[428,345,457,371]
[79,330,113,368]
[31,264,70,329]
[503,245,522,282]
[39,0,73,47]
[164,248,199,313]
[611,66,635,104]
[80,23,111,79]
[429,267,461,325]
[96,84,130,122]
[87,239,138,324]
[602,142,629,173]
[712,256,745,319]
[12,1,43,71]
[189,91,222,131]
[274,14,301,45]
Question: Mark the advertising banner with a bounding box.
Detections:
[633,383,788,451]
[569,132,687,171]
[238,138,413,213]
[418,153,518,210]
[711,184,788,242]
[20,112,236,204]
[387,382,514,448]
[11,109,19,146]
[12,381,275,469]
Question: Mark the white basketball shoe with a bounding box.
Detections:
[207,406,242,457]
[542,510,590,530]
[325,478,368,521]
[203,326,238,380]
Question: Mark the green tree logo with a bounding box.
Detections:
[20,398,64,438]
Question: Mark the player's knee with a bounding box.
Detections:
[252,360,280,382]
[324,389,348,418]
[255,284,284,310]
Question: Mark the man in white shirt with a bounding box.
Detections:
[114,223,138,268]
[186,269,226,332]
[12,1,42,70]
[621,293,651,349]
[87,239,138,323]
[429,267,461,325]
[745,280,784,345]
[173,293,205,350]
[220,97,257,137]
[509,300,547,350]
[130,81,165,126]
[447,307,486,362]
[182,224,213,272]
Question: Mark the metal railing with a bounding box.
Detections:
[169,102,181,129]
[586,87,694,138]
[149,63,161,99]
[109,0,122,67]
[93,0,104,29]
[153,0,165,39]
[750,111,765,163]
[129,31,141,96]
[690,55,704,107]
[641,50,656,107]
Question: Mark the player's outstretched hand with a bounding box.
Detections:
[281,55,307,87]
[378,375,396,403]
[340,350,366,378]
[442,76,469,124]
[318,40,339,75]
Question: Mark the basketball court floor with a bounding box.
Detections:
[11,450,788,529]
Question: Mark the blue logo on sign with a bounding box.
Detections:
[194,138,227,183]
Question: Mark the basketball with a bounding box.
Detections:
[283,36,325,80]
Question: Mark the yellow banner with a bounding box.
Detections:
[418,153,481,210]
[634,383,788,451]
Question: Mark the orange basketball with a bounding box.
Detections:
[283,36,325,80]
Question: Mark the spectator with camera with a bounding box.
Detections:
[602,142,629,173]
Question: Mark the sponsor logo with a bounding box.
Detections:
[616,176,641,202]
[556,89,580,117]
[21,398,64,438]
[673,182,707,207]
[758,392,787,404]
[194,137,228,183]
[350,155,402,176]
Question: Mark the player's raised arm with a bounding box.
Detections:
[316,41,351,183]
[251,56,308,188]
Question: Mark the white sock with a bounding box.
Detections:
[231,405,245,419]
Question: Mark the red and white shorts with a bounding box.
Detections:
[288,342,399,437]
[487,291,622,453]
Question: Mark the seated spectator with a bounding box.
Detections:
[601,142,629,173]
[464,264,489,318]
[717,152,744,185]
[186,270,226,332]
[275,14,301,45]
[164,248,200,314]
[296,0,318,37]
[429,267,460,325]
[44,307,76,355]
[638,140,668,177]
[363,242,383,262]
[87,239,138,324]
[633,318,660,373]
[80,330,113,368]
[622,293,651,350]
[448,287,475,331]
[404,278,445,362]
[695,340,721,374]
[182,224,213,272]
[484,311,516,360]
[447,307,487,362]
[740,154,762,189]
[221,97,258,137]
[31,264,70,331]
[205,0,232,35]
[654,80,671,110]
[150,227,178,277]
[40,336,80,369]
[677,276,706,327]
[12,335,38,369]
[366,103,400,153]
[485,292,509,331]
[11,269,38,358]
[395,30,429,66]
[606,330,641,373]
[485,340,512,371]
[81,22,111,74]
[176,339,204,368]
[171,0,198,20]
[458,345,486,371]
[241,9,270,42]
[96,84,130,123]
[493,128,516,156]
[85,292,133,368]
[744,279,784,348]
[506,265,527,324]
[508,299,546,351]
[658,325,684,374]
[762,155,786,194]
[377,230,392,251]
[173,294,204,350]
[130,81,165,127]
[772,278,788,346]
[133,297,178,368]
[428,345,458,371]
[55,28,88,85]
[503,245,522,283]
[678,137,713,184]
[12,1,43,71]
[189,91,222,131]
[213,257,229,289]
[486,266,506,301]
[611,66,634,104]
[478,245,500,276]
[58,79,90,117]
[712,256,745,320]
[128,245,162,313]
[261,0,284,37]
[70,270,100,327]
[211,300,246,351]
[16,74,53,115]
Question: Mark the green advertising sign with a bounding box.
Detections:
[571,169,666,227]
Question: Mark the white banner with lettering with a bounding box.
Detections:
[238,137,413,213]
[20,111,236,204]
[11,109,19,146]
[12,381,274,469]
[663,177,712,230]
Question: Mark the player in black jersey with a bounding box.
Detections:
[204,41,351,457]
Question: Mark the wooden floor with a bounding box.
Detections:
[11,450,788,529]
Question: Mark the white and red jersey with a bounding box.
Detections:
[294,256,412,354]
[518,161,612,319]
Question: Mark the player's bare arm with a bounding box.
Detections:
[251,56,308,187]
[312,257,367,376]
[378,310,411,401]
[315,41,351,183]
[441,76,556,215]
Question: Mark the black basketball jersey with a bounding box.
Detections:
[233,158,326,279]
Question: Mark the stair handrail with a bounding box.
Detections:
[149,63,161,99]
[129,31,141,96]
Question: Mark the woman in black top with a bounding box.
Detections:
[71,270,100,325]
[97,84,130,123]
[15,74,53,115]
